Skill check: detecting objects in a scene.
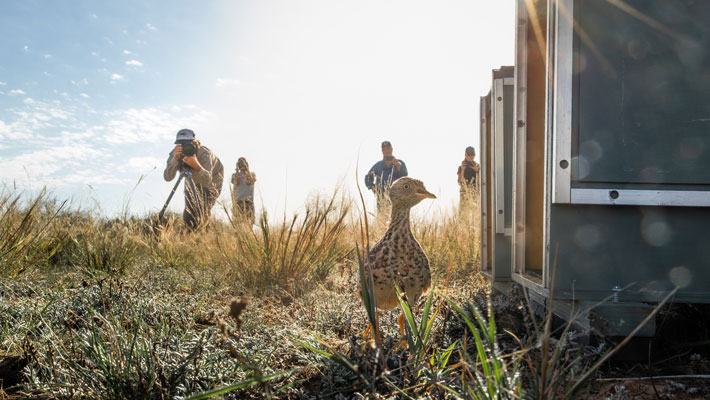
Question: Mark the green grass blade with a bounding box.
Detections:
[186,370,292,400]
[395,284,418,344]
[442,295,496,396]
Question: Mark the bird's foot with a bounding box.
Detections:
[360,323,382,347]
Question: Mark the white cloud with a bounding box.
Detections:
[0,120,9,139]
[58,129,96,142]
[0,81,6,86]
[8,89,26,96]
[216,78,241,88]
[125,156,161,172]
[122,50,132,55]
[48,108,70,120]
[43,53,52,59]
[0,98,82,143]
[146,23,157,31]
[90,13,98,20]
[63,171,128,185]
[23,45,29,52]
[110,73,124,81]
[0,142,108,184]
[125,60,143,67]
[91,51,99,57]
[1,99,213,193]
[102,106,215,144]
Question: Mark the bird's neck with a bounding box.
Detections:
[389,206,412,235]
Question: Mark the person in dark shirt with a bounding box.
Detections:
[457,146,479,213]
[365,141,408,217]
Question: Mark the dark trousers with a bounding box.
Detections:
[458,184,478,215]
[184,186,217,232]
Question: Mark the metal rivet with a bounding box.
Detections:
[612,286,621,303]
[498,210,503,214]
[609,190,619,199]
[497,96,503,101]
[517,120,525,128]
[559,160,569,169]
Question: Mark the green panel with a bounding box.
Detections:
[548,205,710,303]
[573,0,710,185]
[504,85,514,228]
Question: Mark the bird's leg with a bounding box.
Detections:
[375,324,383,347]
[361,320,382,347]
[393,312,407,351]
[362,323,372,342]
[398,312,405,336]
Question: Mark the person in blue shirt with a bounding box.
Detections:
[365,141,408,216]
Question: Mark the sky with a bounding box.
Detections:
[0,0,515,220]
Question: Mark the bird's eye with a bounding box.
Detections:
[403,184,410,189]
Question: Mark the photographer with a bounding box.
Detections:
[231,157,256,225]
[163,129,224,231]
[457,146,479,213]
[364,141,408,217]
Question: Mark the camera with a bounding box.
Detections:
[383,155,395,161]
[464,160,475,168]
[177,140,197,157]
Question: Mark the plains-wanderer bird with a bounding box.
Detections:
[362,177,436,313]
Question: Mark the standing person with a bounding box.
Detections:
[457,146,480,214]
[163,129,224,232]
[231,157,256,225]
[365,141,408,217]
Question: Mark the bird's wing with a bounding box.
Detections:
[363,239,385,272]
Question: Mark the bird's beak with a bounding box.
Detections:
[417,189,436,199]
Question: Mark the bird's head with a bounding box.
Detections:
[389,177,436,209]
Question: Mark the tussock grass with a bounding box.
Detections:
[416,207,481,279]
[0,188,67,276]
[214,188,354,295]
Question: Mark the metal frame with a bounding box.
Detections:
[480,95,490,273]
[551,0,573,204]
[571,189,710,207]
[550,0,710,207]
[492,75,515,236]
[541,0,556,290]
[492,77,506,235]
[511,0,551,292]
[512,0,528,276]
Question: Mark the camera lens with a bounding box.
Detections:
[182,143,196,157]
